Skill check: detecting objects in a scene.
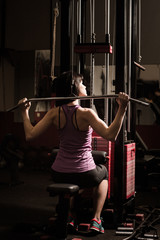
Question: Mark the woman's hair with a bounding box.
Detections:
[52,71,83,106]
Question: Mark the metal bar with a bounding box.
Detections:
[6,94,149,112]
[134,61,146,71]
[31,94,118,101]
[74,43,112,53]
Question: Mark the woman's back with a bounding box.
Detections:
[51,104,96,173]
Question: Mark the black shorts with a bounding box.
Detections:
[51,164,108,188]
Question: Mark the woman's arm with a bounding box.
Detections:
[86,92,129,141]
[18,98,55,141]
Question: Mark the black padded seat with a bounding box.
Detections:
[47,183,79,195]
[92,150,107,165]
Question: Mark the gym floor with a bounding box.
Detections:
[0,167,160,240]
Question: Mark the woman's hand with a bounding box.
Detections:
[18,98,31,111]
[116,92,129,109]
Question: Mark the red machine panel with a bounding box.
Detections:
[124,143,136,199]
[92,133,114,199]
[92,132,136,200]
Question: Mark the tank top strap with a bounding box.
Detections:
[61,104,80,129]
[74,108,79,131]
[58,106,61,129]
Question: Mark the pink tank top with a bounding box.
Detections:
[51,104,96,173]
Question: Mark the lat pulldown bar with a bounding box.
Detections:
[6,94,149,112]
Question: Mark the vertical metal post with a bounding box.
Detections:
[104,0,110,124]
[60,0,71,73]
[127,0,132,135]
[77,0,86,75]
[138,0,142,63]
[114,0,126,224]
[1,0,6,110]
[70,0,75,75]
[77,0,81,73]
[81,0,87,74]
[89,0,95,109]
[131,0,138,140]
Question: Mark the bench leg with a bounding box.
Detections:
[55,194,70,239]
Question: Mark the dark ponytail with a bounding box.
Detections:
[52,71,83,106]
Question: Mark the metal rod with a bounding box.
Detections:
[127,0,132,133]
[138,0,142,63]
[77,0,81,73]
[6,94,149,112]
[90,0,95,109]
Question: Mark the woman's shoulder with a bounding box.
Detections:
[79,106,95,112]
[47,106,60,117]
[77,106,96,118]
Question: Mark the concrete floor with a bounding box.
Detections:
[0,167,160,240]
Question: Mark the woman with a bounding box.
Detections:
[18,71,129,234]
